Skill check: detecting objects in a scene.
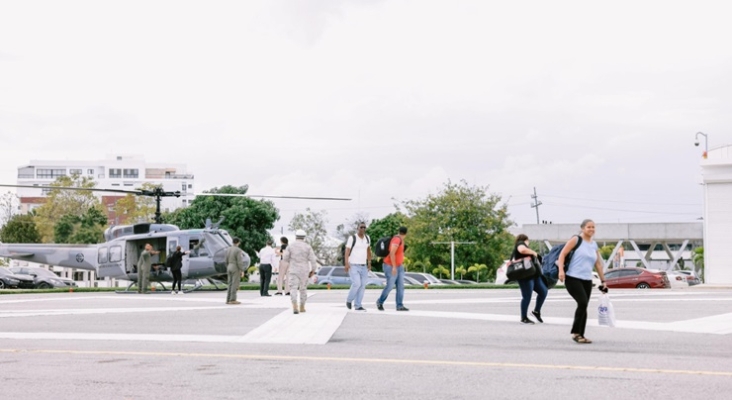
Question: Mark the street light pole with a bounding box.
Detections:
[432,241,476,280]
[695,132,709,159]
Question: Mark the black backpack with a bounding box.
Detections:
[341,234,370,262]
[373,236,394,258]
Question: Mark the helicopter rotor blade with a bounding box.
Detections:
[0,184,140,195]
[192,193,351,201]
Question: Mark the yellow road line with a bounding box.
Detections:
[1,348,731,377]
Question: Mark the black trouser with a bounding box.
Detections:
[172,269,182,292]
[565,276,593,336]
[259,264,272,295]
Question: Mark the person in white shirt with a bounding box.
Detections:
[345,222,372,311]
[258,240,276,297]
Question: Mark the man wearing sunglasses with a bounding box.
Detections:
[344,222,372,311]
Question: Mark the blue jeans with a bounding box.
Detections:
[518,275,547,319]
[346,264,368,308]
[377,264,404,308]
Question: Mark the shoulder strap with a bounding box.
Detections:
[573,235,583,251]
[366,234,370,244]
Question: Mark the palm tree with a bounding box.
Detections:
[692,247,704,282]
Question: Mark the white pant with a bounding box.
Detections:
[288,270,309,305]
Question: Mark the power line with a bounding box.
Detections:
[543,202,700,215]
[540,194,701,207]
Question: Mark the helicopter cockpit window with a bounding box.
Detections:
[98,247,108,264]
[109,246,122,263]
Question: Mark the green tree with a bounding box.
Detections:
[0,214,42,243]
[432,265,450,279]
[693,247,704,282]
[0,191,19,228]
[33,175,101,243]
[599,245,614,261]
[113,182,158,224]
[53,206,107,244]
[164,185,279,259]
[402,180,513,281]
[456,266,467,280]
[467,263,488,282]
[366,212,409,271]
[289,208,335,265]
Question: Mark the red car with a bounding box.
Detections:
[604,267,670,289]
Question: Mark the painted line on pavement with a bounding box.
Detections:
[1,348,730,378]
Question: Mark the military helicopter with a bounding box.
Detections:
[0,184,349,292]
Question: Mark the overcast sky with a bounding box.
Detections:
[1,0,730,235]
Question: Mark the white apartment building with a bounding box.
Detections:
[16,154,195,224]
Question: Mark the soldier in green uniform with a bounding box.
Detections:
[137,243,159,294]
[225,237,246,304]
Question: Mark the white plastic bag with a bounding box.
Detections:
[598,293,616,327]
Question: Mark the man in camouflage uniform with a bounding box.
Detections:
[137,243,159,294]
[282,229,318,314]
[225,237,248,304]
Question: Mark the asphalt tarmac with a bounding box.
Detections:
[1,287,731,400]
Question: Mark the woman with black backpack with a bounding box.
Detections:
[511,234,547,324]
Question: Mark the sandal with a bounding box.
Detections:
[572,335,592,344]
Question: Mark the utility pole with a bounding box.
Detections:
[431,241,476,280]
[530,187,542,224]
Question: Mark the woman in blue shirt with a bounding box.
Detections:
[557,219,607,344]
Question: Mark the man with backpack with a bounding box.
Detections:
[344,222,372,311]
[376,226,409,311]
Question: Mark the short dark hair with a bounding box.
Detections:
[280,236,289,244]
[232,237,241,244]
[266,239,273,245]
[398,226,408,234]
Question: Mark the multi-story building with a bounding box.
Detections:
[15,154,195,224]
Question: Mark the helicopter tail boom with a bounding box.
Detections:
[0,244,98,272]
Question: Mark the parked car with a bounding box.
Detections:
[677,270,701,286]
[404,272,445,285]
[9,267,77,289]
[439,279,460,285]
[0,268,36,289]
[374,272,421,286]
[456,280,478,284]
[604,267,670,289]
[315,266,385,286]
[665,271,690,288]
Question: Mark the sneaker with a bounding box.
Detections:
[171,291,176,295]
[178,291,184,295]
[376,303,384,311]
[285,292,290,296]
[531,310,543,323]
[346,302,352,310]
[262,294,272,297]
[521,317,535,324]
[275,292,283,296]
[354,307,366,311]
[396,307,410,311]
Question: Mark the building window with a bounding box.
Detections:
[181,183,187,191]
[36,169,66,179]
[188,184,192,189]
[69,169,82,175]
[41,188,53,195]
[109,169,122,178]
[123,169,138,178]
[87,169,94,175]
[111,183,120,186]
